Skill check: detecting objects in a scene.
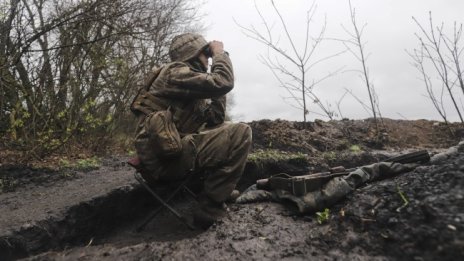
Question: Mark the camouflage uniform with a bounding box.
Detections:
[131,33,252,204]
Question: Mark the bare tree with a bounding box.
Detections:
[410,47,450,124]
[340,0,382,131]
[0,0,203,157]
[410,12,464,123]
[236,0,344,122]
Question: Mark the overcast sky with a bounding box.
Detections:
[201,0,464,122]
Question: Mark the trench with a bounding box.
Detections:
[1,185,147,260]
[0,151,387,260]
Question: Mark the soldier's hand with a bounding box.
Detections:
[209,40,224,56]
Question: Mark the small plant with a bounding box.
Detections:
[0,177,17,193]
[76,157,100,171]
[349,144,362,153]
[58,157,101,171]
[248,149,307,163]
[322,151,337,162]
[60,171,75,178]
[59,159,71,168]
[396,185,409,212]
[316,208,330,224]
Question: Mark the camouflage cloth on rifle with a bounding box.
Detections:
[236,162,419,214]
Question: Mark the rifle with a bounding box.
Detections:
[256,150,430,196]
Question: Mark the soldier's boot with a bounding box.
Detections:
[226,190,240,203]
[278,177,355,213]
[193,195,227,230]
[236,184,276,203]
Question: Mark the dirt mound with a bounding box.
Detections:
[249,118,463,153]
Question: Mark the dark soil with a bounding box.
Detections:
[0,119,463,260]
[249,118,463,153]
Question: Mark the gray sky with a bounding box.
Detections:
[201,0,464,122]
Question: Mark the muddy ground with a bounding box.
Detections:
[1,119,463,260]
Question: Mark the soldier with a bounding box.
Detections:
[131,33,252,229]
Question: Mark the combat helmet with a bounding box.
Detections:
[169,33,208,62]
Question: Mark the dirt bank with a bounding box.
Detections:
[249,118,462,153]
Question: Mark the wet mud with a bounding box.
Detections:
[0,119,463,260]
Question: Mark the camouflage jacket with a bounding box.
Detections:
[131,53,234,134]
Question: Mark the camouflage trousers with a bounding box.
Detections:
[135,119,252,203]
